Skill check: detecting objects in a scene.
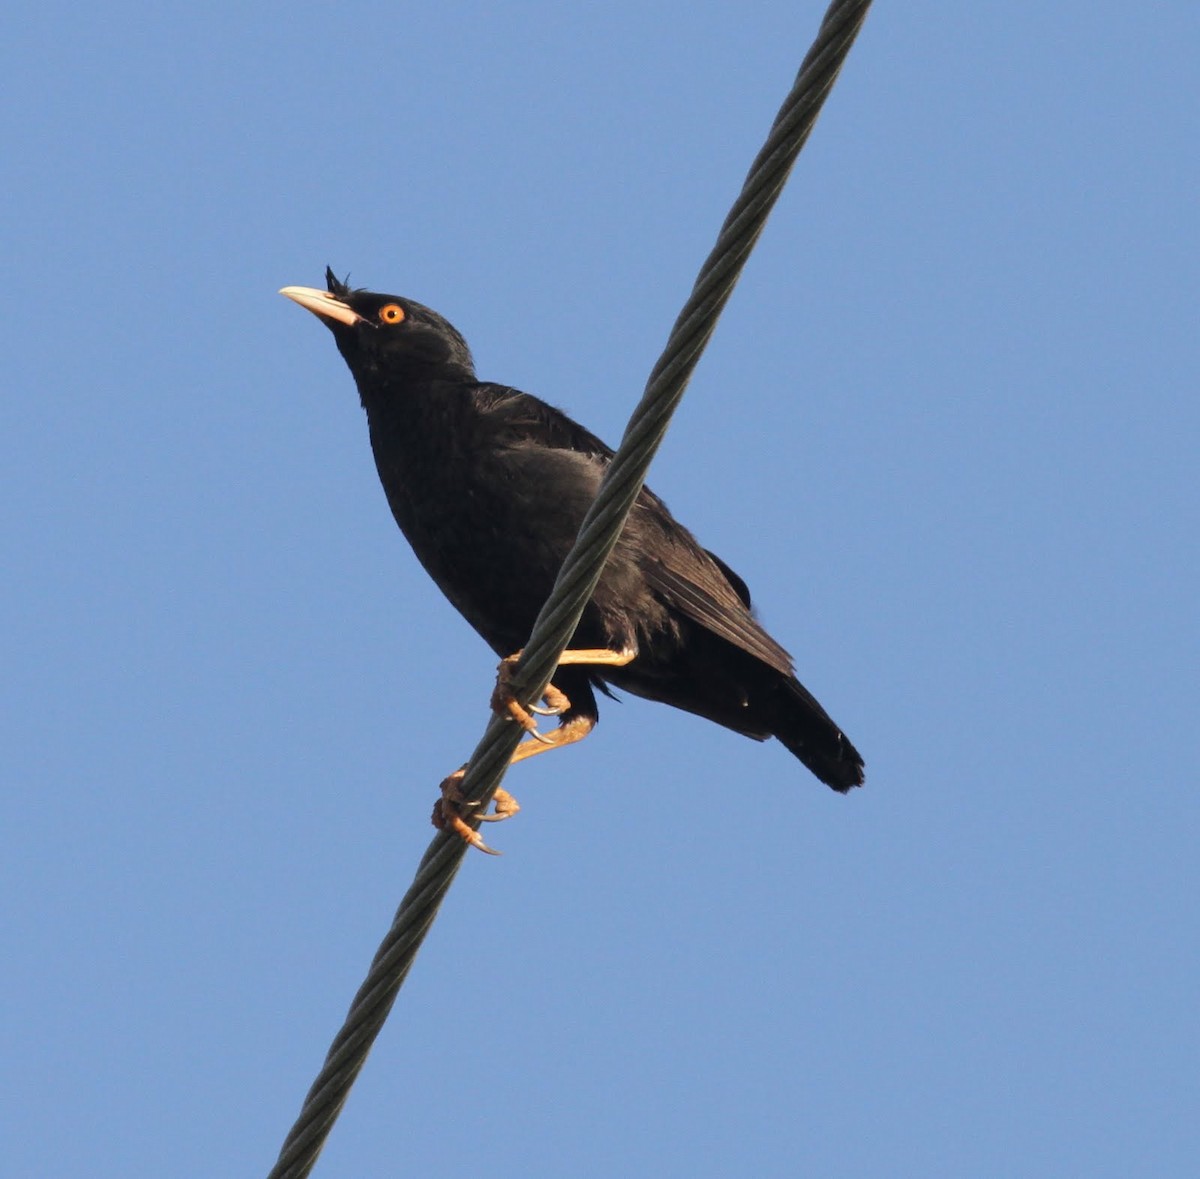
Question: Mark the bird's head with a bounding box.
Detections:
[280,267,475,389]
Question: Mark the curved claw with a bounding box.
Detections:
[434,802,503,854]
[495,693,556,742]
[476,786,520,823]
[529,700,566,717]
[433,782,519,852]
[469,833,503,856]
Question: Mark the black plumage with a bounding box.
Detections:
[280,269,864,796]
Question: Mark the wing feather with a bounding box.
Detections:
[641,549,794,677]
[475,385,792,676]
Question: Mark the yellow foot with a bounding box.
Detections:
[431,767,520,856]
[490,655,558,743]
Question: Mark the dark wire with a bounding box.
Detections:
[267,3,873,1174]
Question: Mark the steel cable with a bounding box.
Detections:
[267,3,872,1174]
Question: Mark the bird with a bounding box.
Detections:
[280,269,864,850]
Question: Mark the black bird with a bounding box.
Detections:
[281,269,863,847]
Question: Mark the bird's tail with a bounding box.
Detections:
[770,676,865,792]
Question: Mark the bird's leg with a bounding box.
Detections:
[508,711,594,767]
[433,765,521,856]
[434,712,598,854]
[491,658,555,743]
[491,648,634,736]
[435,647,633,853]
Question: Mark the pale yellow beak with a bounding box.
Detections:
[278,285,363,327]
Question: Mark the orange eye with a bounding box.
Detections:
[378,303,405,325]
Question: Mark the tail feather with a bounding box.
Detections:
[770,676,864,792]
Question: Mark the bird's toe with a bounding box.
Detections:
[432,769,517,854]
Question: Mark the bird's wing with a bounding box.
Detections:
[639,540,795,677]
[475,384,793,677]
[474,385,615,459]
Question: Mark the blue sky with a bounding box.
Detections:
[3,3,1196,1176]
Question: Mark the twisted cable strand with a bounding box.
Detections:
[267,4,871,1174]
